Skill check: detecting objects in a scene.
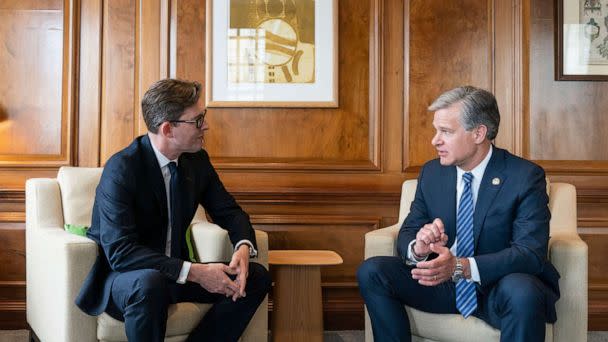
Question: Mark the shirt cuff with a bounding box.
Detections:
[468,257,481,284]
[235,239,258,258]
[177,261,191,284]
[405,240,428,266]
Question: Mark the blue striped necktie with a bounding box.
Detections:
[455,172,477,318]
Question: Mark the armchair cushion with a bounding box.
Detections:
[97,303,212,341]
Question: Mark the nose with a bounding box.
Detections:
[431,132,441,146]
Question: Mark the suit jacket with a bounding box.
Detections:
[75,135,256,315]
[397,146,560,322]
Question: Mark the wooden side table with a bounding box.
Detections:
[268,250,343,342]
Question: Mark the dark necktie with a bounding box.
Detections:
[455,172,477,318]
[168,162,182,258]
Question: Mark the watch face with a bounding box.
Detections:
[452,272,464,283]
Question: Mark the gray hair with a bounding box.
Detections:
[141,78,202,133]
[428,86,500,140]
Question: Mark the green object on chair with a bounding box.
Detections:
[64,223,197,262]
[64,224,89,236]
[185,225,197,262]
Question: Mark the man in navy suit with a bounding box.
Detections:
[357,86,560,342]
[75,79,271,341]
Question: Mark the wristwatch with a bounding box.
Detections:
[451,258,465,283]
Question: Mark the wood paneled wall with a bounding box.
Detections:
[0,0,606,330]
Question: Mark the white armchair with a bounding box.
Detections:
[364,179,588,342]
[26,166,268,342]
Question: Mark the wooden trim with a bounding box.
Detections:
[539,161,608,175]
[214,159,381,172]
[0,302,26,329]
[369,0,383,172]
[0,190,25,203]
[0,213,25,223]
[251,214,381,227]
[402,0,410,171]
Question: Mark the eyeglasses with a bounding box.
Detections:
[169,109,207,129]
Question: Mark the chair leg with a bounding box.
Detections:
[29,329,40,342]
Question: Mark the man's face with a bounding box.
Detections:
[431,103,481,171]
[171,98,209,154]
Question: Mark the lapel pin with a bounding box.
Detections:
[492,177,501,185]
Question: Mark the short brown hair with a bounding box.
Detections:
[141,79,201,133]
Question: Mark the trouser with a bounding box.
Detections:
[106,262,271,342]
[357,256,549,342]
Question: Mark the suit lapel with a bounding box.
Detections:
[440,165,458,248]
[473,147,507,250]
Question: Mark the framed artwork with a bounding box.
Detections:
[206,0,339,107]
[556,0,608,80]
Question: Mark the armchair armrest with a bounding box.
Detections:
[549,232,588,342]
[26,227,98,342]
[364,223,400,259]
[190,223,269,342]
[190,222,269,268]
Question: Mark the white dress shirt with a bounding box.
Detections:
[408,145,493,284]
[149,138,191,284]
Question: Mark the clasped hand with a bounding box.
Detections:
[411,218,456,286]
[188,245,250,301]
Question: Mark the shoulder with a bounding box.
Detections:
[101,138,145,185]
[496,147,545,176]
[419,158,446,179]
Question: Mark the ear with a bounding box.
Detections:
[158,121,174,138]
[474,125,488,144]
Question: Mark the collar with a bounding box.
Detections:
[148,133,178,168]
[456,144,493,181]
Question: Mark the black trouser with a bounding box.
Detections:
[106,262,271,342]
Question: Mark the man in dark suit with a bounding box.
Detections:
[75,79,271,341]
[357,86,560,342]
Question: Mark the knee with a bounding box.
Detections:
[131,269,168,303]
[495,274,545,314]
[247,263,272,294]
[357,257,390,291]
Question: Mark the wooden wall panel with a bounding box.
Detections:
[0,224,25,329]
[406,0,492,169]
[78,0,102,167]
[0,0,74,166]
[528,0,608,329]
[254,216,380,283]
[100,0,136,163]
[176,0,379,171]
[530,0,608,162]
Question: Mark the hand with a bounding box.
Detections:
[414,218,448,257]
[187,263,239,296]
[229,244,251,301]
[411,243,456,286]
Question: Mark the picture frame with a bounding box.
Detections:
[206,0,339,107]
[556,0,608,80]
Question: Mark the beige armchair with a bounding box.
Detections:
[26,167,268,342]
[364,179,588,342]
